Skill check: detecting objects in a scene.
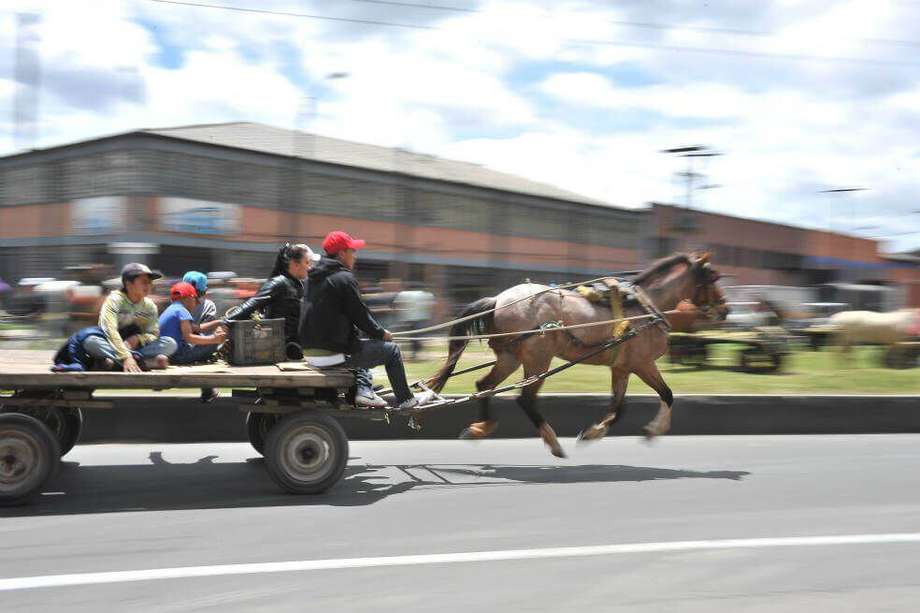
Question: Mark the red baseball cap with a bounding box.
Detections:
[322,230,366,255]
[170,281,198,300]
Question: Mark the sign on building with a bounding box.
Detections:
[72,196,126,234]
[160,198,240,235]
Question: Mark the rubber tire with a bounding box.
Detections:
[246,412,279,456]
[883,348,915,370]
[685,343,708,369]
[263,412,349,495]
[0,406,83,458]
[0,413,61,505]
[58,408,83,457]
[740,348,782,373]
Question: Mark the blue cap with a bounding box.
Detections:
[182,271,208,294]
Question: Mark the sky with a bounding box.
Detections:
[2,0,920,252]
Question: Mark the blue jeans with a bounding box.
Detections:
[171,343,219,365]
[344,340,412,403]
[83,336,178,365]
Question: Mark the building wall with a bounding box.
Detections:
[649,203,891,287]
[0,140,644,302]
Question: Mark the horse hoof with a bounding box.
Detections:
[550,445,567,459]
[459,428,475,440]
[642,425,662,443]
[576,425,607,444]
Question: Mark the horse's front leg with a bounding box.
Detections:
[633,363,674,438]
[578,367,629,443]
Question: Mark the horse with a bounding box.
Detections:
[426,252,729,458]
[829,309,919,352]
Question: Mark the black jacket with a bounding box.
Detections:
[301,257,385,353]
[226,273,304,344]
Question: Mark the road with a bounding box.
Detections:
[3,434,920,612]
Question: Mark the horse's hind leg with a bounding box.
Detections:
[517,351,566,458]
[634,363,674,439]
[578,367,630,443]
[459,351,519,439]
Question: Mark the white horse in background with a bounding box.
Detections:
[829,309,920,351]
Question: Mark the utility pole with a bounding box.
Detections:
[290,72,350,244]
[661,145,721,251]
[14,13,41,151]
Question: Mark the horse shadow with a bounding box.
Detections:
[0,454,749,518]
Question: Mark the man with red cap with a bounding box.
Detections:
[303,231,428,410]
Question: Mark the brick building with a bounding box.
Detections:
[1,123,917,307]
[0,122,642,304]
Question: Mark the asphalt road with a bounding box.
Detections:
[3,434,920,612]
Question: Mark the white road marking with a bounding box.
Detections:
[2,533,919,592]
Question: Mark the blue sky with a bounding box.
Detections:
[2,0,920,251]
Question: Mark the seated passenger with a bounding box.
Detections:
[180,271,224,402]
[226,242,319,359]
[159,282,226,366]
[82,263,177,372]
[182,271,219,332]
[302,231,429,410]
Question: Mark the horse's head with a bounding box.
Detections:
[689,252,729,321]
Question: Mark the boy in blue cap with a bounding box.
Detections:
[181,271,223,402]
[182,271,219,332]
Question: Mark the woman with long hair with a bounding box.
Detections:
[226,242,320,358]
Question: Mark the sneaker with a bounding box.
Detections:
[200,388,220,404]
[355,389,388,409]
[397,390,436,411]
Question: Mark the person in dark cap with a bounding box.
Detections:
[82,263,177,372]
[302,231,430,410]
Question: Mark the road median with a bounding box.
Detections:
[78,394,920,443]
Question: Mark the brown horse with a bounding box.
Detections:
[427,253,728,458]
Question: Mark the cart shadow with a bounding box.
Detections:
[0,455,749,518]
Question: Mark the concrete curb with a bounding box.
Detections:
[77,394,920,443]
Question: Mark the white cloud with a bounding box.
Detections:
[2,0,919,250]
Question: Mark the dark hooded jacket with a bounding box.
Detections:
[226,273,304,344]
[301,257,385,354]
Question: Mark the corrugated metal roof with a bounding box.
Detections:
[142,122,612,207]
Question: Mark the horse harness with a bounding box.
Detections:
[561,278,670,359]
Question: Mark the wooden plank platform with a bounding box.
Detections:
[0,351,354,390]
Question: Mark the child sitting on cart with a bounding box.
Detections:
[158,282,227,367]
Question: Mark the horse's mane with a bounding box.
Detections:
[632,254,693,286]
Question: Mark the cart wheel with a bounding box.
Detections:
[740,348,782,373]
[685,343,708,369]
[0,413,61,505]
[246,412,279,455]
[263,412,348,495]
[883,347,915,370]
[0,406,83,457]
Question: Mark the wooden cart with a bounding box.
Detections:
[0,350,363,505]
[668,328,789,373]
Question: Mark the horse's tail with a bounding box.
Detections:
[426,297,497,393]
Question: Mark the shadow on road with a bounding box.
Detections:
[0,455,749,518]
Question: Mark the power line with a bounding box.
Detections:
[343,0,920,50]
[567,36,920,67]
[348,0,474,12]
[146,0,920,67]
[149,0,439,29]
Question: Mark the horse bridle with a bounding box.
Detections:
[691,263,727,320]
